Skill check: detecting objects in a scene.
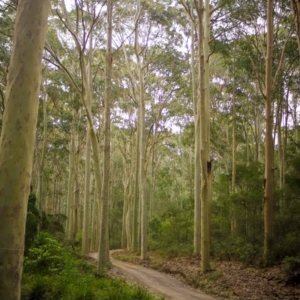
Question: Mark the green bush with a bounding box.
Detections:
[212,236,262,265]
[24,232,70,275]
[148,205,193,257]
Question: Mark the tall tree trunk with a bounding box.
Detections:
[138,65,147,260]
[231,50,237,235]
[97,0,113,275]
[90,174,97,251]
[132,127,139,251]
[264,0,274,265]
[197,0,211,272]
[58,0,107,257]
[66,121,75,240]
[82,129,91,254]
[192,18,201,255]
[149,126,157,219]
[276,81,285,211]
[135,5,147,259]
[0,1,50,299]
[71,125,80,240]
[82,31,93,256]
[121,163,129,248]
[292,93,299,144]
[121,147,128,249]
[37,87,48,213]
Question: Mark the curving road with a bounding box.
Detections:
[89,252,219,300]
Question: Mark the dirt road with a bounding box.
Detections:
[89,252,218,300]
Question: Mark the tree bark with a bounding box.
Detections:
[97,0,113,275]
[121,162,129,248]
[82,31,93,256]
[0,1,50,299]
[66,120,75,240]
[132,126,139,251]
[264,0,274,266]
[196,0,211,273]
[37,87,48,214]
[192,18,201,255]
[231,49,237,235]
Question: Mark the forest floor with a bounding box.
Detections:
[103,250,300,300]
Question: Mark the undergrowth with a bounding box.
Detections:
[21,232,164,300]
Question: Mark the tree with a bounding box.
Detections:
[198,0,212,273]
[97,0,113,275]
[0,0,50,299]
[264,0,274,265]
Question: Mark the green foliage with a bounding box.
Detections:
[148,201,194,258]
[22,269,164,300]
[211,162,264,265]
[22,233,163,300]
[274,149,300,260]
[212,237,262,265]
[24,232,69,275]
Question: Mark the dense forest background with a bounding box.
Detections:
[1,0,300,292]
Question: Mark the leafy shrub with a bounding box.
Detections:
[148,205,193,257]
[24,232,70,275]
[163,244,194,258]
[212,236,262,265]
[211,240,233,261]
[148,217,162,240]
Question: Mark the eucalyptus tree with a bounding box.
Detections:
[46,0,113,272]
[180,0,212,271]
[32,64,73,215]
[114,0,187,257]
[36,75,48,214]
[97,0,113,273]
[133,0,148,259]
[0,1,50,299]
[263,0,275,265]
[82,19,94,256]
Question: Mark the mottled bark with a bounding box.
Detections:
[0,1,50,299]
